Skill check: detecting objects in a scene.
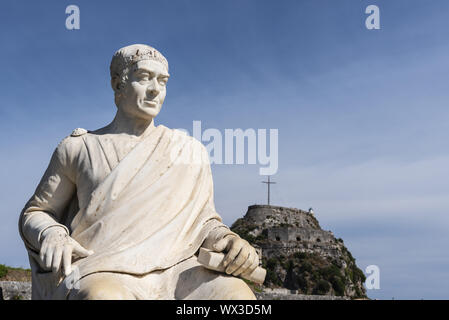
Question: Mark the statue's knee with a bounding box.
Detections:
[71,275,135,300]
[213,277,256,300]
[84,282,133,300]
[229,279,256,300]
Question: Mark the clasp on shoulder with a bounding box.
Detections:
[71,128,88,137]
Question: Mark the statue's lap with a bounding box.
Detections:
[68,256,256,300]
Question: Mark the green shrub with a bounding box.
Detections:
[319,265,341,280]
[330,276,345,296]
[352,266,366,283]
[242,234,256,243]
[297,276,308,293]
[255,233,267,241]
[299,261,312,273]
[265,269,282,286]
[266,258,278,270]
[294,251,307,260]
[313,280,331,295]
[354,287,363,298]
[0,264,8,278]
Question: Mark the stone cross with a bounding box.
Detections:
[261,176,276,205]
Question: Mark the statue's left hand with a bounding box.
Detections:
[213,235,259,277]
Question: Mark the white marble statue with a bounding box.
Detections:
[18,44,260,300]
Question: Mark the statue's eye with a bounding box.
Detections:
[158,77,168,86]
[136,72,151,82]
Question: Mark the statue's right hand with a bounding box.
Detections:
[37,227,94,276]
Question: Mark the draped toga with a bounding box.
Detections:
[19,125,234,299]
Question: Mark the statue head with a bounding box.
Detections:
[110,44,170,121]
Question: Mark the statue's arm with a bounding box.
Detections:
[197,141,259,276]
[196,141,239,250]
[19,138,77,253]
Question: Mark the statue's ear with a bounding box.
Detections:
[111,75,121,92]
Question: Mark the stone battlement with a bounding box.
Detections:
[244,205,320,229]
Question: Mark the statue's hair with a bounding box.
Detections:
[109,44,169,104]
[110,44,168,85]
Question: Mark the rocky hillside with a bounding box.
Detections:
[0,264,31,282]
[231,205,367,299]
[0,265,31,300]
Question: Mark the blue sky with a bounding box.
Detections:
[1,0,449,299]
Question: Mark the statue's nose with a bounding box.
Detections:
[147,79,160,96]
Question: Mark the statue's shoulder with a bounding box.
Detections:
[167,126,202,145]
[171,127,190,139]
[167,127,208,157]
[159,125,186,139]
[57,127,89,153]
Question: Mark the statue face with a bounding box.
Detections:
[118,60,169,121]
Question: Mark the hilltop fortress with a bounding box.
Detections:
[231,205,367,299]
